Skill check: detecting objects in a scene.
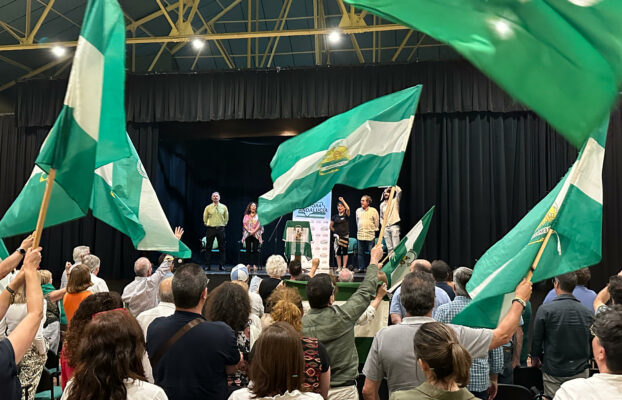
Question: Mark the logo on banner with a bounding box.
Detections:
[319,144,350,175]
[294,201,329,219]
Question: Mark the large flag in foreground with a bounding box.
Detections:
[344,0,622,148]
[453,120,608,328]
[382,206,434,287]
[0,239,8,260]
[258,86,422,225]
[36,0,130,211]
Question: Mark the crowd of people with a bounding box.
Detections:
[0,229,621,400]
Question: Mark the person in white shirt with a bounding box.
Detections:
[122,258,171,317]
[61,308,168,400]
[231,264,264,319]
[554,305,622,400]
[228,322,322,400]
[379,186,402,254]
[60,245,90,290]
[80,254,109,294]
[136,278,175,383]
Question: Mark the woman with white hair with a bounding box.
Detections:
[258,255,287,311]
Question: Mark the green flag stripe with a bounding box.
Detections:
[259,152,405,225]
[263,117,413,201]
[270,86,421,179]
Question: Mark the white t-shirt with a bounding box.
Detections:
[554,373,622,400]
[228,388,322,400]
[62,378,168,400]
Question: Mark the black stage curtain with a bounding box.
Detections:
[15,61,527,128]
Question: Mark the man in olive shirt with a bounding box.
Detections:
[203,192,229,271]
[302,245,383,400]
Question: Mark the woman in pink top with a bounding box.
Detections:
[242,202,263,272]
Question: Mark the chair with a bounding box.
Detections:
[34,366,62,400]
[200,237,220,263]
[347,237,357,257]
[494,384,534,400]
[514,367,544,394]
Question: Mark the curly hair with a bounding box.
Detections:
[66,310,146,400]
[64,292,123,367]
[271,300,303,332]
[204,282,250,332]
[265,255,288,278]
[266,287,303,314]
[244,202,257,215]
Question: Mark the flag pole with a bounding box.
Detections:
[525,228,554,282]
[376,186,396,249]
[32,168,56,248]
[380,248,395,265]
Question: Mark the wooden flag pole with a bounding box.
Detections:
[376,186,396,249]
[380,248,395,265]
[32,168,56,248]
[525,228,554,282]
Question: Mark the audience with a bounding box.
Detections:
[391,322,475,400]
[81,254,109,293]
[356,271,389,327]
[62,264,93,323]
[61,309,167,400]
[205,282,254,394]
[593,273,622,314]
[259,255,287,309]
[60,245,90,289]
[554,305,622,400]
[229,322,323,400]
[146,263,240,400]
[231,264,264,318]
[433,267,503,400]
[390,259,451,324]
[289,259,311,281]
[362,270,531,399]
[39,270,61,354]
[431,260,455,300]
[531,272,594,398]
[0,236,34,283]
[122,257,172,316]
[0,248,44,400]
[302,245,381,399]
[543,268,596,312]
[338,268,354,282]
[269,287,331,398]
[61,292,124,389]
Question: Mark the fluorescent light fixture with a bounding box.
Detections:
[51,46,66,57]
[191,38,205,50]
[328,30,342,44]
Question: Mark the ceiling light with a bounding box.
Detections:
[191,38,205,50]
[328,30,342,44]
[51,46,66,57]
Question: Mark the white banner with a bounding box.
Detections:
[293,192,332,273]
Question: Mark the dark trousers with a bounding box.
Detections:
[205,226,226,266]
[245,236,260,266]
[499,345,514,384]
[357,239,374,271]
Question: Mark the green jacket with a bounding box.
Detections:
[302,265,378,387]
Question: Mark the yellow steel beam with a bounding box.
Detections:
[126,1,180,32]
[148,42,168,71]
[260,0,291,67]
[392,29,412,62]
[155,0,179,33]
[407,34,426,61]
[27,0,56,44]
[0,53,71,92]
[247,0,251,68]
[349,33,364,63]
[0,54,32,71]
[313,0,320,65]
[187,0,201,28]
[266,0,293,67]
[195,10,234,68]
[25,0,31,39]
[53,57,73,77]
[0,21,23,43]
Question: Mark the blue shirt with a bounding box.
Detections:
[433,296,504,392]
[543,285,597,313]
[390,285,450,318]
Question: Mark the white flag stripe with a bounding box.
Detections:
[570,138,605,204]
[63,36,104,141]
[136,175,180,252]
[94,163,114,187]
[261,118,413,201]
[403,220,423,250]
[469,258,513,299]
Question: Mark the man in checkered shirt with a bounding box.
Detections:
[433,267,504,400]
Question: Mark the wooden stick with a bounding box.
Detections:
[525,228,554,282]
[380,249,395,265]
[32,168,56,248]
[376,186,396,248]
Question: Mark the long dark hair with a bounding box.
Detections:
[66,310,147,400]
[244,202,257,215]
[67,264,92,293]
[249,322,305,397]
[64,292,123,367]
[204,282,250,332]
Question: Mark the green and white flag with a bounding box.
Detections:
[36,0,130,211]
[0,239,8,260]
[382,206,434,288]
[258,86,422,225]
[345,0,622,148]
[91,134,191,258]
[453,120,608,328]
[283,221,312,260]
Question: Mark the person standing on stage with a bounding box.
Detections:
[379,186,402,254]
[203,192,229,271]
[242,202,263,272]
[355,195,379,273]
[330,197,351,271]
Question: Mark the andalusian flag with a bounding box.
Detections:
[453,120,608,328]
[36,0,130,210]
[0,239,8,260]
[345,0,622,148]
[258,86,421,225]
[382,206,434,288]
[91,134,191,258]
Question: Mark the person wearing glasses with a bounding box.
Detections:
[531,272,594,398]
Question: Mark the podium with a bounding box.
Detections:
[283,220,313,262]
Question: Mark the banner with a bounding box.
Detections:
[293,191,332,272]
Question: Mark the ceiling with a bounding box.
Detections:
[0,0,459,93]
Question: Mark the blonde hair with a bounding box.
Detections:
[265,255,287,278]
[231,280,249,291]
[13,271,43,303]
[39,270,53,285]
[271,300,303,332]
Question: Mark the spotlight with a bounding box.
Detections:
[51,46,66,57]
[191,38,205,50]
[328,30,342,44]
